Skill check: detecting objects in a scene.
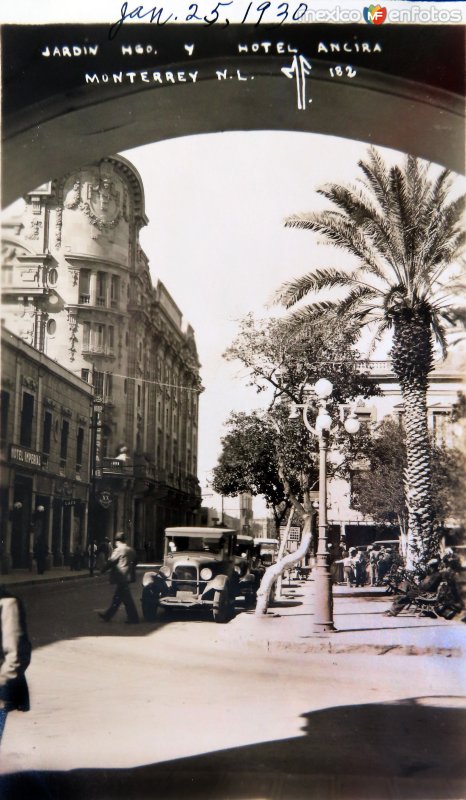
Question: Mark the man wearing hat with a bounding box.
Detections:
[98,532,139,624]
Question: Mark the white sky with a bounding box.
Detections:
[122,131,446,514]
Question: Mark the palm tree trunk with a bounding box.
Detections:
[391,313,436,569]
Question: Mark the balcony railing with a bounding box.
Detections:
[79,294,90,304]
[102,457,132,476]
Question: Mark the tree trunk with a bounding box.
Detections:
[391,312,436,569]
[255,511,312,615]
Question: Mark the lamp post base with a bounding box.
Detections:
[313,621,336,634]
[312,564,336,633]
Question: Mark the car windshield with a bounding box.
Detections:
[167,535,225,554]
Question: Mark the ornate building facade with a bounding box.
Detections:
[2,155,202,561]
[1,326,93,572]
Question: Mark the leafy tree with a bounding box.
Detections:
[352,414,466,555]
[211,411,294,535]
[275,148,465,567]
[351,418,408,543]
[218,315,377,541]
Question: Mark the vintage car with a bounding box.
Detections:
[233,534,261,606]
[254,537,279,567]
[141,526,253,623]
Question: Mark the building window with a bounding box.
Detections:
[96,324,105,351]
[137,385,141,407]
[81,369,90,383]
[93,371,104,398]
[106,373,113,400]
[48,268,58,286]
[110,275,119,307]
[20,391,34,448]
[108,326,115,352]
[96,272,106,306]
[79,270,91,304]
[76,426,84,468]
[42,411,52,455]
[46,319,56,336]
[124,379,128,394]
[82,322,90,351]
[138,341,142,362]
[60,419,69,462]
[0,390,10,449]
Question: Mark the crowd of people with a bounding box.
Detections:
[326,541,464,621]
[328,543,399,588]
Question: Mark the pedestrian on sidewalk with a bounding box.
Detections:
[343,549,357,586]
[98,532,139,624]
[354,550,367,587]
[0,586,31,743]
[367,546,378,586]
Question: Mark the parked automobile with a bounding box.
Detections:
[254,538,279,569]
[371,539,400,552]
[141,526,246,623]
[233,534,261,606]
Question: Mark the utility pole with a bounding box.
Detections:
[89,399,103,577]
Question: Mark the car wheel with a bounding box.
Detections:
[213,587,231,623]
[141,585,159,622]
[244,589,257,609]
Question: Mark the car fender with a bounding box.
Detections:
[202,573,229,599]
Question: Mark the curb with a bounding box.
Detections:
[251,639,462,657]
[0,572,99,589]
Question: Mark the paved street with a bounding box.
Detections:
[0,575,465,800]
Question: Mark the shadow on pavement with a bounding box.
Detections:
[12,579,253,649]
[2,697,465,800]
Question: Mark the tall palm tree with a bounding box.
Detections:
[275,148,465,567]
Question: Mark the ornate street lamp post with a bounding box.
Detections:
[290,379,360,633]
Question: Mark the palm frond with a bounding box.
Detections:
[272,268,359,308]
[336,286,381,317]
[440,306,466,327]
[286,210,388,280]
[430,314,449,357]
[317,183,407,278]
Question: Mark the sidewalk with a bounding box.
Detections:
[223,576,466,657]
[0,567,92,588]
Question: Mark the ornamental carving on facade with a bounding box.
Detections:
[82,178,121,234]
[21,376,37,390]
[64,180,81,209]
[55,207,63,250]
[67,310,79,362]
[70,269,79,286]
[26,219,42,240]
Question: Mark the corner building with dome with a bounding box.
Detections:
[1,155,202,566]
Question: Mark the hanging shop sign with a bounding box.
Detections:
[97,490,113,509]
